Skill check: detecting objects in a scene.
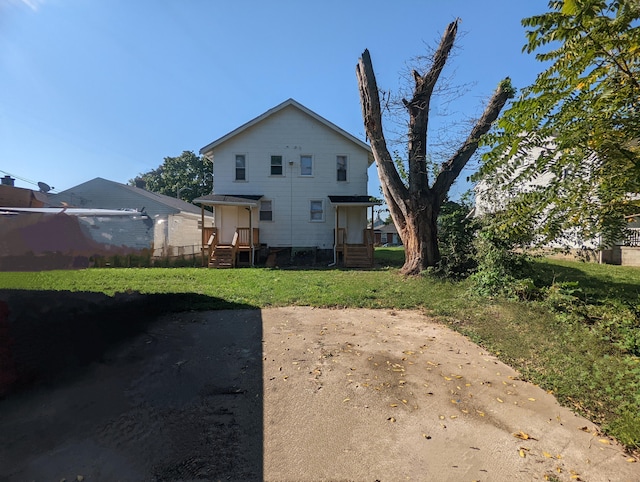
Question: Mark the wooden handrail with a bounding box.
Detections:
[206,232,216,264]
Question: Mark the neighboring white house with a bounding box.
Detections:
[475,143,640,265]
[194,98,378,268]
[49,177,213,261]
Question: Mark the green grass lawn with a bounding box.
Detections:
[1,249,639,451]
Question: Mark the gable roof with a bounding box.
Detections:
[51,177,206,217]
[199,98,374,165]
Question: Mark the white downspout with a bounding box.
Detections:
[329,205,338,267]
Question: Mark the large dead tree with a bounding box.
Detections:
[356,20,514,276]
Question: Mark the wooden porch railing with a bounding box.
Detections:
[237,227,259,248]
[203,227,218,267]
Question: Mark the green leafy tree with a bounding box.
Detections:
[357,20,514,275]
[479,0,640,246]
[130,151,213,204]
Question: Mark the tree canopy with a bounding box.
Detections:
[130,150,212,204]
[479,0,640,246]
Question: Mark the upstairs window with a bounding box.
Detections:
[235,154,246,181]
[300,155,313,176]
[310,200,324,222]
[270,155,283,176]
[337,155,347,181]
[260,200,273,221]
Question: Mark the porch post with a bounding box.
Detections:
[249,205,254,266]
[201,204,206,267]
[334,205,339,266]
[370,206,374,239]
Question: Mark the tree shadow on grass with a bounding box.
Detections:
[0,290,263,481]
[530,260,640,304]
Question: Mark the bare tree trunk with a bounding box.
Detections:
[356,20,513,276]
[399,198,440,275]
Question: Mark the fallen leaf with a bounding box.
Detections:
[627,457,637,463]
[598,439,610,445]
[513,431,530,440]
[543,451,553,458]
[390,403,398,407]
[528,398,536,402]
[343,398,350,403]
[444,376,453,381]
[422,434,432,439]
[497,398,504,403]
[388,417,396,423]
[519,449,526,458]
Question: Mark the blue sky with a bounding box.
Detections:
[1,0,549,199]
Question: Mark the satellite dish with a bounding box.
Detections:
[37,182,51,193]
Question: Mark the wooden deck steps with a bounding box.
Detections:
[209,245,235,268]
[344,245,372,268]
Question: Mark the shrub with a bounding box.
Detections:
[469,216,535,299]
[429,200,479,279]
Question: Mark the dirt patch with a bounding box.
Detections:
[0,304,637,481]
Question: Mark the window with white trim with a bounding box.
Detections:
[337,155,347,181]
[270,155,283,176]
[310,199,324,222]
[235,154,246,181]
[300,155,313,176]
[259,200,273,221]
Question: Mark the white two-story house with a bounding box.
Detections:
[194,98,378,268]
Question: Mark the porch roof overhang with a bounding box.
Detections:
[328,195,381,207]
[193,194,262,207]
